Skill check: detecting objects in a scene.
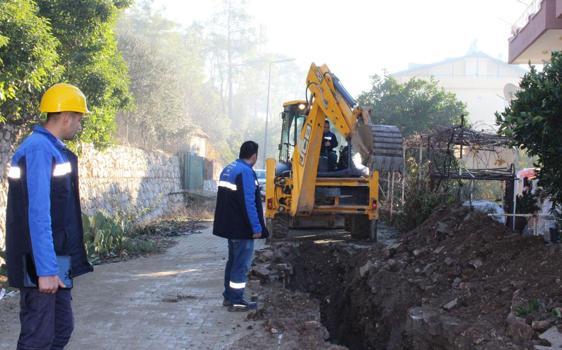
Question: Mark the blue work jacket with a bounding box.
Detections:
[213,159,269,239]
[321,131,339,153]
[5,126,92,288]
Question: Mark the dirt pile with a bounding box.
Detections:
[264,206,562,349]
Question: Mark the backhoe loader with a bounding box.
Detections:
[264,63,403,240]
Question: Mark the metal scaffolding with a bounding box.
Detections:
[426,118,515,185]
[421,117,517,227]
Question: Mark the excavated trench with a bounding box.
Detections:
[268,208,559,350]
[274,233,422,350]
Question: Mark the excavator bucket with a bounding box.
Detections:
[350,123,374,167]
[370,124,404,173]
[350,109,404,174]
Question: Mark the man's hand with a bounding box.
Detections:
[38,276,65,294]
[253,233,262,239]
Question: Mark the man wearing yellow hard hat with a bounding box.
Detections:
[5,83,93,349]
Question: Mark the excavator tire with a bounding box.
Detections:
[267,214,290,239]
[350,215,377,241]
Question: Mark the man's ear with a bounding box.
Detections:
[60,112,71,124]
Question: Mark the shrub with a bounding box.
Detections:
[394,158,458,232]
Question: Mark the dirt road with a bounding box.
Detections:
[0,225,263,349]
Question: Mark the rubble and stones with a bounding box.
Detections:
[258,206,562,350]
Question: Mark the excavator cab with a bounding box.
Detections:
[278,101,307,164]
[278,101,365,177]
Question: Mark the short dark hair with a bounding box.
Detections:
[239,141,259,159]
[324,120,330,125]
[46,112,61,121]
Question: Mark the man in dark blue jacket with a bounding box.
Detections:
[6,83,93,350]
[213,141,268,312]
[321,120,339,171]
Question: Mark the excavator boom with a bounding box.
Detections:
[291,63,372,215]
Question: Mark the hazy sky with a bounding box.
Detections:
[155,0,528,95]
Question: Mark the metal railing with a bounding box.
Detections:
[511,0,544,37]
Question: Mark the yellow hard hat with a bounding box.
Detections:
[39,83,90,114]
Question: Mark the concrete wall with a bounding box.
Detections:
[509,0,562,63]
[0,126,185,255]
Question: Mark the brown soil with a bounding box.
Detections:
[265,206,562,349]
[231,281,347,350]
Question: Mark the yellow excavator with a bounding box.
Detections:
[264,63,403,240]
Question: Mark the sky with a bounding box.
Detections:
[154,0,529,96]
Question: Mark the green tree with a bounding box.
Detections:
[206,0,258,122]
[117,8,192,149]
[496,51,562,208]
[116,5,236,158]
[0,0,63,124]
[36,0,133,147]
[115,0,301,162]
[0,0,132,147]
[357,75,467,137]
[204,1,304,163]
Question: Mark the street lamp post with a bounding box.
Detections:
[263,58,295,167]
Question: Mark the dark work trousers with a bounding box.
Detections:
[17,288,73,350]
[320,150,338,171]
[223,239,254,304]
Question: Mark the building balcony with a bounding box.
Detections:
[509,0,562,64]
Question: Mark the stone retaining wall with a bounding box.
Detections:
[0,127,184,256]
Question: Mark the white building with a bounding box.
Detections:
[392,50,526,130]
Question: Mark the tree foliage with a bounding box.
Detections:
[36,0,132,147]
[2,0,301,160]
[496,51,562,208]
[206,0,258,120]
[0,0,63,124]
[0,0,132,146]
[115,1,302,163]
[116,5,236,158]
[357,75,467,137]
[117,8,195,149]
[393,157,459,232]
[204,0,265,160]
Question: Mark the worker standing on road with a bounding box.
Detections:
[213,141,269,312]
[5,83,93,349]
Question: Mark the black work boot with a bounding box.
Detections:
[222,298,233,307]
[228,299,257,312]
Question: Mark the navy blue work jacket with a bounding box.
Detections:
[213,159,269,239]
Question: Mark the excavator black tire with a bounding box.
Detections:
[267,214,290,239]
[350,215,377,241]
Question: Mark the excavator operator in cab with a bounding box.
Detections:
[321,120,338,171]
